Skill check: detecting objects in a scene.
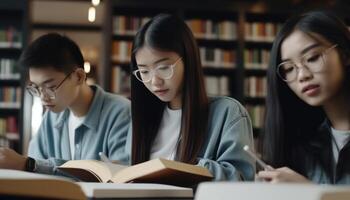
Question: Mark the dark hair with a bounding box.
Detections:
[19,33,84,74]
[262,10,350,176]
[130,14,209,164]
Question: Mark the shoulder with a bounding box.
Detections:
[208,96,248,118]
[93,85,131,111]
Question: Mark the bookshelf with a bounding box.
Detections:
[0,0,29,153]
[185,10,238,97]
[102,0,293,138]
[242,12,287,136]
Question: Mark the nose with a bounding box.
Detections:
[296,64,313,82]
[39,89,51,102]
[150,73,164,87]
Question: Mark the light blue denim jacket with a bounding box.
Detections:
[28,85,131,174]
[125,96,255,181]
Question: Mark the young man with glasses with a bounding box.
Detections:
[0,33,130,174]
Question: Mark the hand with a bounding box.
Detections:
[257,167,312,183]
[0,147,27,170]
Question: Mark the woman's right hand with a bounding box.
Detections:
[256,166,312,183]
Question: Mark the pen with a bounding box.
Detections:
[243,145,273,170]
[99,152,112,163]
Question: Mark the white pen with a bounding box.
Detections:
[243,145,273,170]
[99,152,112,163]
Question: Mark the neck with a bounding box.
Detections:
[323,92,350,131]
[69,84,94,117]
[169,93,182,110]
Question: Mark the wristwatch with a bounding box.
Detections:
[25,157,36,172]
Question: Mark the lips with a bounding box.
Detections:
[44,104,55,108]
[301,84,320,96]
[154,89,169,96]
[302,84,320,93]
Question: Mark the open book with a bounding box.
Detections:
[58,158,213,186]
[195,182,350,200]
[0,169,193,199]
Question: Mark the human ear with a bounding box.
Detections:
[75,68,86,84]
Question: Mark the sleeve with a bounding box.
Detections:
[106,103,131,165]
[197,116,256,181]
[27,112,69,175]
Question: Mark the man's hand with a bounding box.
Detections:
[0,147,27,170]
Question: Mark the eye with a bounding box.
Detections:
[43,84,56,89]
[157,65,171,71]
[282,64,295,74]
[139,69,149,74]
[306,53,322,63]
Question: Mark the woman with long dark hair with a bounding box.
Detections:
[127,13,255,181]
[259,10,350,184]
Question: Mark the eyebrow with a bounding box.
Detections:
[281,43,320,62]
[137,58,170,67]
[29,78,56,86]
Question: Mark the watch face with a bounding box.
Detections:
[26,157,36,172]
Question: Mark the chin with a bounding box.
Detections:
[156,96,171,103]
[304,98,324,107]
[49,107,65,113]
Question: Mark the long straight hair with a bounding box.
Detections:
[130,14,209,165]
[262,10,350,176]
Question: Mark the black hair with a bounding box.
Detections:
[262,10,350,176]
[19,33,84,74]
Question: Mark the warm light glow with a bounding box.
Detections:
[92,0,100,6]
[88,7,96,22]
[31,98,43,136]
[84,62,91,73]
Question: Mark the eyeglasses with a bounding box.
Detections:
[133,57,182,83]
[277,44,338,82]
[26,70,75,100]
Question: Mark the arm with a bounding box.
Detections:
[28,133,68,174]
[106,103,131,165]
[197,117,255,181]
[28,112,68,174]
[0,147,26,170]
[257,167,312,183]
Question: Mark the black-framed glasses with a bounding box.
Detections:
[26,70,75,100]
[132,57,182,83]
[277,44,338,82]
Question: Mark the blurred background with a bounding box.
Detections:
[0,0,349,154]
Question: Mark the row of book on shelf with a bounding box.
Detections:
[0,87,21,108]
[205,76,230,96]
[244,22,283,42]
[0,58,20,79]
[113,16,150,36]
[0,116,18,138]
[113,16,283,42]
[244,76,267,98]
[186,19,237,40]
[112,40,236,68]
[0,26,22,48]
[244,48,270,69]
[113,16,237,41]
[200,47,236,68]
[111,42,273,69]
[112,40,132,63]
